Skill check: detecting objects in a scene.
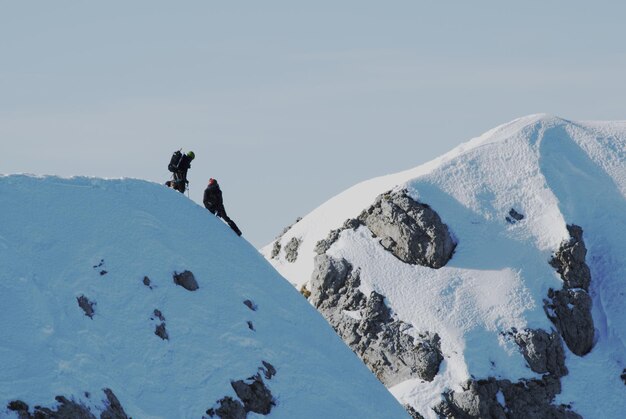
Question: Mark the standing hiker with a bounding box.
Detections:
[203,178,242,236]
[167,150,195,193]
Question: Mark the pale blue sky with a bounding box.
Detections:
[2,1,625,246]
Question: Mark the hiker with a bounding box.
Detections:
[203,178,242,236]
[167,150,195,193]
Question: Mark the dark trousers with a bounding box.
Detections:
[207,204,242,236]
[172,172,187,193]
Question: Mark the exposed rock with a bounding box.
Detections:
[243,299,257,311]
[155,323,169,340]
[99,270,108,276]
[314,218,361,255]
[512,328,567,377]
[7,400,31,419]
[77,295,96,319]
[205,397,246,419]
[270,217,302,259]
[206,363,277,417]
[100,389,129,419]
[506,208,525,224]
[309,254,443,385]
[231,374,275,415]
[173,270,199,291]
[93,259,104,269]
[434,376,581,419]
[260,361,276,380]
[621,369,626,385]
[549,224,591,291]
[357,190,456,268]
[153,309,165,322]
[247,321,255,331]
[142,276,152,288]
[283,237,301,263]
[33,395,95,418]
[544,288,594,356]
[405,404,425,419]
[270,240,281,259]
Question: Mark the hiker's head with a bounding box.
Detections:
[208,178,216,185]
[187,151,195,160]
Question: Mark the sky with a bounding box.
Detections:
[2,1,625,247]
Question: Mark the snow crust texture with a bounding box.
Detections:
[0,175,409,419]
[264,115,626,418]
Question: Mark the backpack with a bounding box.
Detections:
[168,150,183,172]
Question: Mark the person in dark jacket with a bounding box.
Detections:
[171,151,195,193]
[203,178,242,236]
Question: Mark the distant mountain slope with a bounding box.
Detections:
[0,175,408,419]
[263,115,626,418]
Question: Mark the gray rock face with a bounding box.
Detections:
[512,328,567,377]
[545,224,595,357]
[173,270,199,291]
[283,237,301,263]
[405,405,425,419]
[357,190,456,268]
[434,376,581,419]
[621,369,626,385]
[544,288,594,356]
[549,225,591,290]
[309,254,443,386]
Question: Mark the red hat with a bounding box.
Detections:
[208,178,216,185]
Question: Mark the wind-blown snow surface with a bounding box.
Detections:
[263,115,626,418]
[0,175,408,418]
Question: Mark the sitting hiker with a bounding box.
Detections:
[167,150,195,193]
[203,178,242,236]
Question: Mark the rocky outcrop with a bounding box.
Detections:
[309,254,443,386]
[545,224,595,356]
[283,237,301,263]
[314,219,362,255]
[434,376,581,419]
[405,404,425,419]
[173,270,199,291]
[544,288,594,356]
[270,217,302,259]
[506,208,525,224]
[549,225,591,290]
[8,389,128,419]
[205,362,277,418]
[512,328,567,377]
[621,369,626,385]
[357,190,456,268]
[77,295,96,319]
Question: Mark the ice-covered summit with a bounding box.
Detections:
[264,115,626,418]
[0,175,408,418]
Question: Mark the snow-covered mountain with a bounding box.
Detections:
[0,175,409,418]
[263,115,626,418]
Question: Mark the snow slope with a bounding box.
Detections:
[0,175,409,418]
[263,115,626,418]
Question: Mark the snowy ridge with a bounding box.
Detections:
[263,115,626,418]
[0,175,408,418]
